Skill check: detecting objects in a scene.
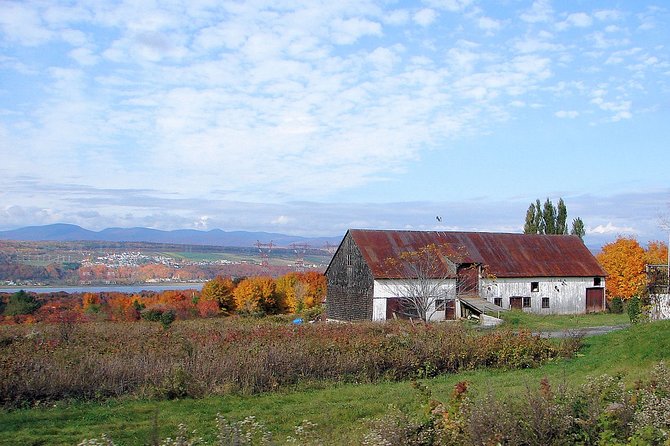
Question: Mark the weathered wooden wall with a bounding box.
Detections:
[325,232,374,321]
[480,276,605,314]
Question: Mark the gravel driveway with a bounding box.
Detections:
[533,324,630,338]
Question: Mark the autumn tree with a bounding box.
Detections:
[597,236,646,300]
[233,276,280,315]
[200,276,236,313]
[644,240,669,265]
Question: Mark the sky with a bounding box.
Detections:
[1,0,669,249]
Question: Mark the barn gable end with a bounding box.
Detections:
[325,231,374,321]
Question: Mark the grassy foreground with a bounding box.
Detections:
[1,319,668,445]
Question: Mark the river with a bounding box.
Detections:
[0,283,205,294]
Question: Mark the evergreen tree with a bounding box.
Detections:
[571,217,586,240]
[556,198,568,234]
[4,290,40,316]
[542,198,557,235]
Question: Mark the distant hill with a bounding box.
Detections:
[0,224,342,248]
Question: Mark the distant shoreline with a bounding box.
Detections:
[0,283,206,294]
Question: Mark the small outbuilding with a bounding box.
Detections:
[325,229,607,322]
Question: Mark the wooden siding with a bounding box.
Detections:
[325,232,374,321]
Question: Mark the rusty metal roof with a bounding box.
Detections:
[348,229,606,279]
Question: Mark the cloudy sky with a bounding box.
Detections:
[1,0,669,248]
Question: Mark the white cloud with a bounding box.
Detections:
[385,9,410,26]
[330,17,382,45]
[0,2,52,46]
[557,12,593,30]
[589,222,637,235]
[477,16,501,34]
[414,8,437,27]
[594,10,623,22]
[555,110,579,118]
[424,0,473,12]
[520,0,553,23]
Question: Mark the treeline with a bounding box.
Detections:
[0,272,326,325]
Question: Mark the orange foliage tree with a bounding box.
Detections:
[597,236,646,300]
[296,271,326,308]
[233,276,281,314]
[644,240,669,266]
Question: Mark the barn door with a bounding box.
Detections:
[386,298,402,319]
[586,288,604,313]
[510,296,523,310]
[445,299,456,320]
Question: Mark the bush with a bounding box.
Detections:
[608,297,624,314]
[3,290,40,316]
[0,319,579,407]
[160,310,176,329]
[627,296,642,324]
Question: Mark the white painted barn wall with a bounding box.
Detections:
[480,277,603,315]
[651,294,670,320]
[372,279,458,321]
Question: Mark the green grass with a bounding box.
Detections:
[498,309,629,331]
[1,320,668,445]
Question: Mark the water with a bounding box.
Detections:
[0,283,205,294]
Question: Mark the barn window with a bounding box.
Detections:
[435,299,445,311]
[542,297,550,309]
[494,297,502,307]
[594,277,601,286]
[523,296,531,308]
[530,282,539,292]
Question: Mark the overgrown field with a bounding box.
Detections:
[1,320,668,445]
[0,318,576,408]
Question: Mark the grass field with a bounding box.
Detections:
[1,318,667,445]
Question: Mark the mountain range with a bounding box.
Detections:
[0,224,342,248]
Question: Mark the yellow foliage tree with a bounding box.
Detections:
[274,273,298,313]
[233,276,278,314]
[597,236,646,300]
[201,276,236,313]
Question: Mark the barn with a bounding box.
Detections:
[325,229,607,322]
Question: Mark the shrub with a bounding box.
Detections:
[627,296,642,324]
[3,290,40,316]
[608,297,624,314]
[160,310,176,329]
[0,319,579,407]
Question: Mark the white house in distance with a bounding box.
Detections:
[325,229,607,322]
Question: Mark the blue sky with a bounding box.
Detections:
[1,0,669,248]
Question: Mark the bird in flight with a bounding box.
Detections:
[436,216,442,222]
